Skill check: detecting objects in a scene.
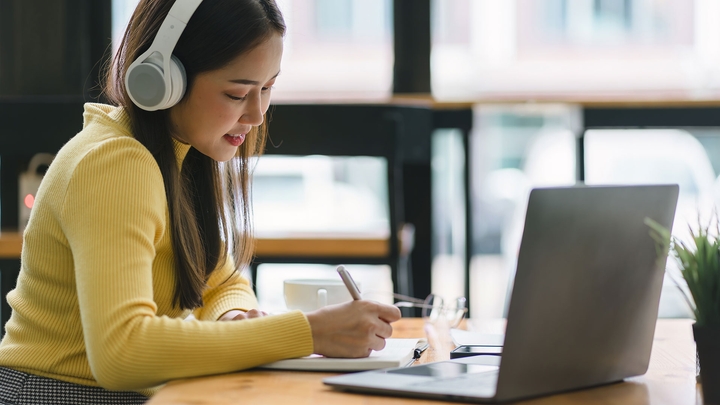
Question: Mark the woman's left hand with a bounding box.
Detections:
[218,309,268,321]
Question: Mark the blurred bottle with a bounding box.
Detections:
[19,153,54,232]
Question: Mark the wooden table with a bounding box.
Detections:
[0,231,22,259]
[146,318,702,405]
[0,230,390,260]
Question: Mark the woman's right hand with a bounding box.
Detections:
[305,300,402,358]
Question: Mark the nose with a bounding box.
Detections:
[239,91,264,126]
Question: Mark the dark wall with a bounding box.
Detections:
[0,0,111,229]
[0,101,86,228]
[0,0,112,98]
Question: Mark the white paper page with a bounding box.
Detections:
[260,338,425,371]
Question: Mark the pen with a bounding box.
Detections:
[337,265,362,300]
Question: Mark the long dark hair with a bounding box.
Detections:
[104,0,285,309]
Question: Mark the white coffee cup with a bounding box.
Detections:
[283,279,359,312]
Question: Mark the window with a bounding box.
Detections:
[466,110,720,319]
[111,0,140,54]
[273,0,393,99]
[460,105,579,317]
[251,155,389,234]
[431,0,715,99]
[522,0,688,48]
[585,128,720,318]
[113,0,393,100]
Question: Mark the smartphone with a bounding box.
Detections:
[450,345,503,359]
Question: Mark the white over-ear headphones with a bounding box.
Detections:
[125,0,203,111]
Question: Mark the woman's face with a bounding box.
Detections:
[169,33,283,162]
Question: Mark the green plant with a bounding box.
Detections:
[646,217,720,326]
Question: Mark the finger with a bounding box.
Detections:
[374,320,394,339]
[369,335,387,352]
[377,304,402,323]
[244,309,262,319]
[232,312,249,320]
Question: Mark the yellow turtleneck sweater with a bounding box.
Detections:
[0,103,313,396]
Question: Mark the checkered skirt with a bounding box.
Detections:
[0,367,147,405]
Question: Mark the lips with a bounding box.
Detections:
[224,133,246,147]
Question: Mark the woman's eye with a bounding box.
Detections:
[227,94,247,101]
[261,85,275,92]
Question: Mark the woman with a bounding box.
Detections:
[0,0,401,403]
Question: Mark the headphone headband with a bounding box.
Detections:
[125,0,203,111]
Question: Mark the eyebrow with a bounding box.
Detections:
[228,71,280,85]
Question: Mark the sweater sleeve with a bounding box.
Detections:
[193,258,259,321]
[60,139,313,391]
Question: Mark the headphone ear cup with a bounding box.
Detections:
[125,53,186,111]
[126,53,167,111]
[164,55,187,109]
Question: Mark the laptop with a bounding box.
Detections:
[324,184,679,403]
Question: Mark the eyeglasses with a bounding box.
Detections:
[392,293,467,328]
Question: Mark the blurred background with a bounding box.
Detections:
[104,0,720,316]
[3,0,719,322]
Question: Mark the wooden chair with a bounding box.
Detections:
[250,104,417,298]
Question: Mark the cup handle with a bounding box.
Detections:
[317,289,328,308]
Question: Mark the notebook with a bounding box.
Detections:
[260,338,428,372]
[324,184,679,403]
